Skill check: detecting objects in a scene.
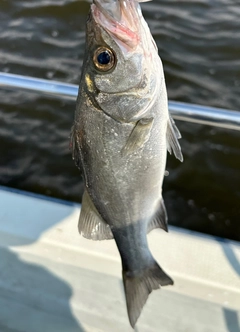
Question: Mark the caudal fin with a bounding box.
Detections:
[123,262,173,328]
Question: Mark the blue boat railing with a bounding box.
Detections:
[0,72,239,131]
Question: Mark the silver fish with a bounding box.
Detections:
[71,0,183,327]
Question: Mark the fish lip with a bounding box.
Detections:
[91,0,141,52]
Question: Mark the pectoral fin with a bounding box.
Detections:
[79,190,113,240]
[121,118,154,157]
[148,198,168,233]
[166,116,183,162]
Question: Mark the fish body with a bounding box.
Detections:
[71,0,183,327]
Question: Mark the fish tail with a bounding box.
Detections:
[122,261,173,328]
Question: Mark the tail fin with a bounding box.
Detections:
[123,262,173,328]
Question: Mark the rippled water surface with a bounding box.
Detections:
[0,0,239,240]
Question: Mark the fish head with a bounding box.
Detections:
[83,0,162,122]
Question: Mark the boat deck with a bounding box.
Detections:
[0,187,239,332]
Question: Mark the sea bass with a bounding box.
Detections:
[71,0,183,327]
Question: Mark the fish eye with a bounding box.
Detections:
[93,47,116,72]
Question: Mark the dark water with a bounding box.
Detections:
[0,0,239,241]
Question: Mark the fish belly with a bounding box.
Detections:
[78,100,167,229]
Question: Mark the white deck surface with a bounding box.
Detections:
[0,186,239,332]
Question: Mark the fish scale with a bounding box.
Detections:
[71,0,183,327]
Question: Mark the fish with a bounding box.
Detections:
[71,0,183,328]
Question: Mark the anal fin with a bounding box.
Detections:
[148,199,168,233]
[79,190,113,241]
[121,118,154,157]
[166,116,183,162]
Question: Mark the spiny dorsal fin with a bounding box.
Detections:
[79,190,113,241]
[148,199,168,233]
[121,118,154,157]
[166,116,183,162]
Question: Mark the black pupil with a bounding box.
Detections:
[97,51,111,65]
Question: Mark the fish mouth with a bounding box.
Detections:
[92,0,141,52]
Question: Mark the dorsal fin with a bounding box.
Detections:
[166,116,183,162]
